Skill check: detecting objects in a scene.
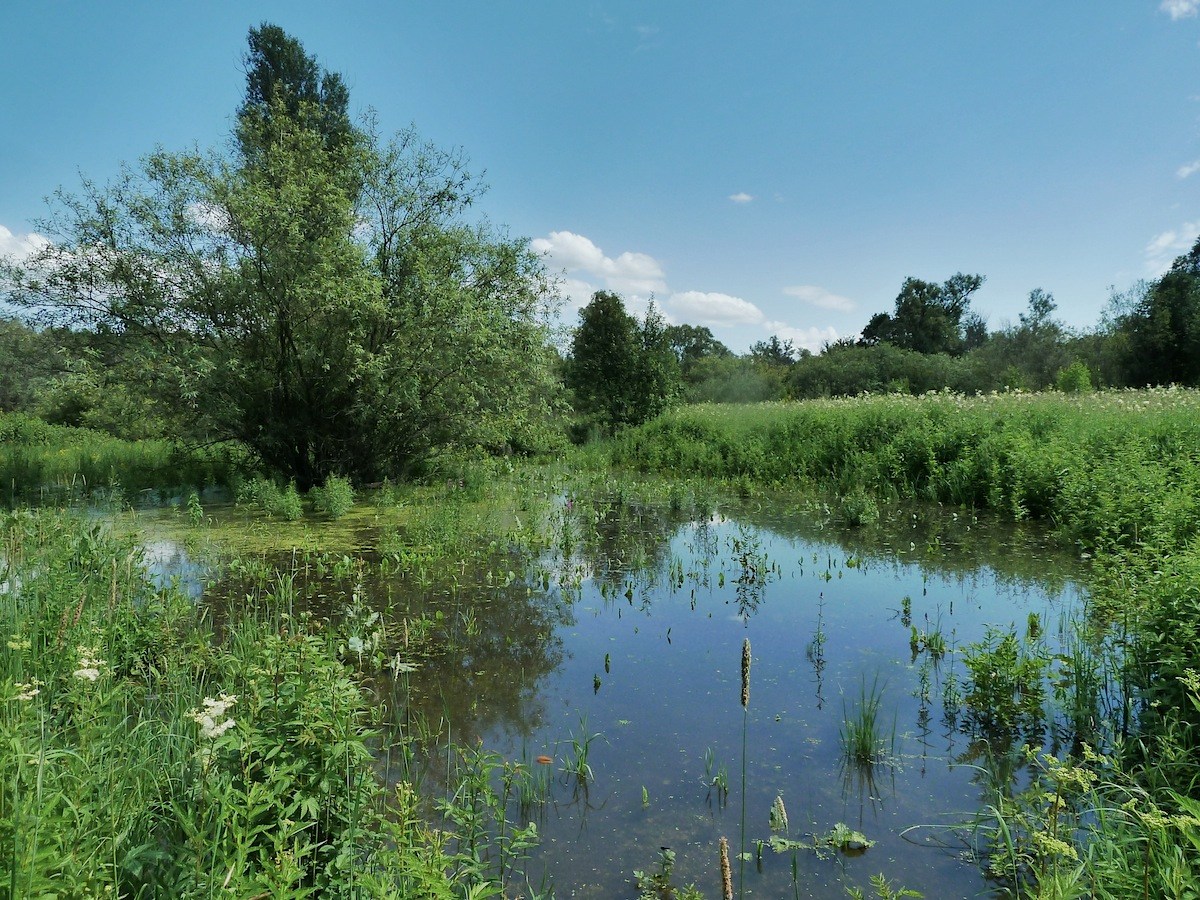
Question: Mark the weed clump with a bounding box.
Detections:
[238,477,303,521]
[310,473,355,519]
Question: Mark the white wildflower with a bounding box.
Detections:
[14,679,42,701]
[73,646,107,682]
[190,693,238,740]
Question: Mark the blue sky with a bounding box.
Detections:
[4,2,1200,352]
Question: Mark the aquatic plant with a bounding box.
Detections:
[633,846,705,900]
[840,675,894,768]
[561,715,601,786]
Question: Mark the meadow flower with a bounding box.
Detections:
[190,693,238,739]
[14,679,42,701]
[7,635,31,651]
[73,646,107,681]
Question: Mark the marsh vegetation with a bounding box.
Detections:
[7,385,1200,896]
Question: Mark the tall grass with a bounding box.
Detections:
[0,411,251,506]
[610,388,1200,554]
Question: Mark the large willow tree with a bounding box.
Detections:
[3,25,560,486]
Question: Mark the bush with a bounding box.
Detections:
[1055,360,1093,393]
[238,477,304,521]
[310,474,355,519]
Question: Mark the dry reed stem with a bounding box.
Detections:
[720,835,733,900]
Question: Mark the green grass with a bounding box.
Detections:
[0,411,251,506]
[840,675,894,768]
[610,388,1200,554]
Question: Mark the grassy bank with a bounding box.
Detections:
[611,389,1200,554]
[0,412,252,506]
[609,389,1200,896]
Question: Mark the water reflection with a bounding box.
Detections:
[139,488,1085,898]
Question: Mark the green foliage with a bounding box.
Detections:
[1054,360,1092,394]
[0,508,529,897]
[859,272,984,356]
[3,26,562,488]
[310,473,355,519]
[840,490,880,527]
[185,489,203,526]
[845,874,922,899]
[666,323,732,376]
[787,342,987,398]
[611,389,1200,554]
[565,292,681,434]
[0,411,251,505]
[0,316,67,415]
[1117,242,1200,386]
[685,353,781,404]
[961,627,1049,744]
[238,477,304,521]
[840,676,893,767]
[632,847,705,899]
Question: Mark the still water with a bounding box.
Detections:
[145,489,1084,898]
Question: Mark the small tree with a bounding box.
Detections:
[564,292,680,433]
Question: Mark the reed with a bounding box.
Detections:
[719,836,733,900]
[840,674,894,768]
[738,637,751,899]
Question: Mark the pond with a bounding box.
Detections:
[137,484,1086,898]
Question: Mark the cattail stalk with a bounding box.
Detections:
[719,836,733,900]
[741,638,751,709]
[738,637,751,899]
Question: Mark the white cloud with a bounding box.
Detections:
[763,320,840,355]
[532,229,844,355]
[1162,0,1200,19]
[530,230,668,296]
[782,284,857,313]
[1179,160,1200,179]
[1145,220,1200,275]
[0,225,51,263]
[668,290,765,325]
[728,192,754,204]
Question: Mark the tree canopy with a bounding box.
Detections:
[1114,237,1200,386]
[564,292,679,432]
[859,273,985,356]
[2,26,561,486]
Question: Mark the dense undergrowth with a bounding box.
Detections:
[610,388,1200,897]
